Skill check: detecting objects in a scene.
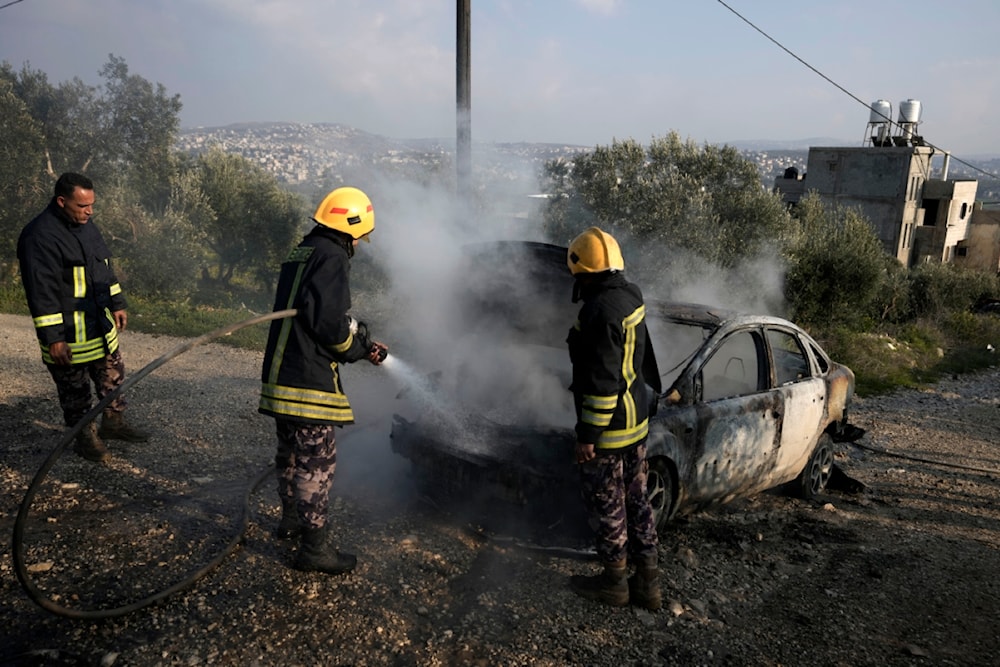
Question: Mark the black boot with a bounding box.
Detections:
[98,410,149,442]
[73,422,110,463]
[628,554,662,611]
[274,497,301,540]
[570,559,629,607]
[295,525,357,575]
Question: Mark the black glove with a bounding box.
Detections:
[354,319,372,351]
[353,319,388,365]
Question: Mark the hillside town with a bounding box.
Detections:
[175,122,1000,202]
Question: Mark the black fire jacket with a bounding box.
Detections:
[567,272,659,450]
[259,225,371,425]
[17,201,126,365]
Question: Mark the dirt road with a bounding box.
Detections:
[2,313,999,666]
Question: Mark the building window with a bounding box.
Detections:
[961,202,969,219]
[956,246,968,257]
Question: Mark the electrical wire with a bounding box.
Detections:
[12,309,296,620]
[850,440,1000,476]
[715,0,1000,182]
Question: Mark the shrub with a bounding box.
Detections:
[784,194,887,330]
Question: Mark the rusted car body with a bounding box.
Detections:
[390,242,856,533]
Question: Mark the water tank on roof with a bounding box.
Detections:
[869,99,892,123]
[898,99,922,124]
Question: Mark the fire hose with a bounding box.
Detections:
[12,309,296,620]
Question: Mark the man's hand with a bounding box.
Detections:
[367,341,388,365]
[575,442,596,464]
[113,310,128,331]
[49,341,72,365]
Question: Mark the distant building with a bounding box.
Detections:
[954,207,1000,273]
[773,99,997,271]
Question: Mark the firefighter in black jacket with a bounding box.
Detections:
[566,227,662,610]
[259,186,387,575]
[17,172,148,463]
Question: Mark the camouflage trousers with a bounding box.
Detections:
[45,349,128,426]
[274,419,338,530]
[578,441,658,564]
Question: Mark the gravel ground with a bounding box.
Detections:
[2,312,1000,667]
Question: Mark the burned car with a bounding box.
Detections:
[390,242,856,536]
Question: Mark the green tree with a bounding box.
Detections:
[97,172,210,299]
[2,56,181,199]
[783,193,889,329]
[0,74,48,279]
[196,148,306,294]
[96,55,182,210]
[540,132,793,269]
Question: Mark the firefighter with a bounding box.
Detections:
[259,186,388,575]
[565,227,662,610]
[17,172,148,463]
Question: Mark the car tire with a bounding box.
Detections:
[646,457,675,533]
[791,432,834,499]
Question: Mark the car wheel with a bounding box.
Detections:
[792,433,834,499]
[646,457,675,532]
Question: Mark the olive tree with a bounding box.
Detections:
[540,132,793,270]
[195,148,306,295]
[783,193,889,329]
[0,74,48,279]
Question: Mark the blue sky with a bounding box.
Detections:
[2,0,999,157]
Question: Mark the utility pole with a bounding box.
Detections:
[456,0,472,214]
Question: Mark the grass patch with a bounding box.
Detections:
[4,280,998,395]
[814,315,1000,397]
[0,282,29,316]
[125,296,271,350]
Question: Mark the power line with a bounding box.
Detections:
[715,0,999,181]
[0,0,29,11]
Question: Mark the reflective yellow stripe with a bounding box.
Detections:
[73,266,86,298]
[597,418,649,449]
[34,313,63,328]
[582,394,617,410]
[73,312,87,343]
[267,259,309,385]
[259,383,354,422]
[331,332,353,354]
[264,384,352,408]
[582,409,613,427]
[110,283,122,296]
[40,328,118,364]
[621,305,643,428]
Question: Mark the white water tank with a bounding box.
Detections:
[898,99,922,124]
[869,99,892,123]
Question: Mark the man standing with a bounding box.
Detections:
[259,186,387,576]
[17,172,148,463]
[565,227,662,610]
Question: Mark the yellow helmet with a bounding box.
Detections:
[567,227,625,275]
[313,187,374,241]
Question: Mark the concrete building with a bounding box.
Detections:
[955,207,1000,273]
[773,99,992,270]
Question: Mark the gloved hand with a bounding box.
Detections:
[367,341,388,365]
[352,318,372,348]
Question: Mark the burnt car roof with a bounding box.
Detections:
[649,301,738,328]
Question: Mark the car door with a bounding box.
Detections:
[686,327,782,506]
[766,327,827,481]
